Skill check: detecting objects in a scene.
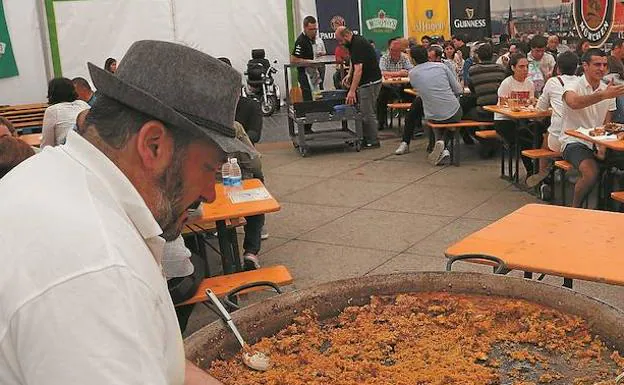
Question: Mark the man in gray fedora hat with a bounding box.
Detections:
[0,40,254,384]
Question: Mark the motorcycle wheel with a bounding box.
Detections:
[261,95,278,117]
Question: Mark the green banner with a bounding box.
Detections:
[361,0,404,51]
[0,0,18,78]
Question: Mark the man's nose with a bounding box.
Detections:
[202,181,217,204]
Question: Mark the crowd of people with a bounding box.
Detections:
[291,16,624,206]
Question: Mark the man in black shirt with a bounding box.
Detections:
[291,15,320,133]
[460,43,507,157]
[336,26,383,148]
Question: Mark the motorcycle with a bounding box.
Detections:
[243,49,280,117]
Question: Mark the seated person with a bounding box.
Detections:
[0,136,36,179]
[0,116,17,138]
[377,39,413,130]
[41,77,90,148]
[461,43,507,157]
[220,57,267,269]
[558,48,624,207]
[72,77,97,106]
[394,45,463,166]
[494,53,537,177]
[527,51,580,188]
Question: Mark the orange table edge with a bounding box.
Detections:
[483,105,552,120]
[565,129,624,152]
[445,203,624,286]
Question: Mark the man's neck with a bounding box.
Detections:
[585,75,601,90]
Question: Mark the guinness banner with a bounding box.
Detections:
[450,0,492,41]
[361,0,404,50]
[0,0,18,79]
[406,0,450,41]
[315,0,360,54]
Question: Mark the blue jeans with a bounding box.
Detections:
[614,96,624,123]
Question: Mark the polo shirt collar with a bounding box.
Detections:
[62,131,163,241]
[579,74,602,91]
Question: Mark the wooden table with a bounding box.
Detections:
[483,105,552,183]
[186,179,280,274]
[565,129,624,152]
[382,77,410,86]
[19,133,41,147]
[445,203,624,287]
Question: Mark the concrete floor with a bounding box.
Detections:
[184,134,624,337]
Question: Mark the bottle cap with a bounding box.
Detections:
[230,158,238,164]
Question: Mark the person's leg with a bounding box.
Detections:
[563,143,599,208]
[299,75,313,133]
[243,213,264,270]
[377,86,394,130]
[318,66,326,91]
[396,97,423,155]
[357,83,381,146]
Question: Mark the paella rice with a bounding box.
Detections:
[209,293,622,385]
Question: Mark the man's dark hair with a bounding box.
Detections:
[612,39,624,50]
[84,95,202,151]
[476,43,493,62]
[387,36,399,47]
[582,48,606,64]
[422,35,431,42]
[0,136,35,179]
[72,77,92,91]
[0,116,16,136]
[47,77,78,104]
[507,52,527,76]
[410,45,429,65]
[557,51,579,75]
[368,39,375,45]
[530,35,547,49]
[218,57,232,67]
[499,34,510,44]
[453,34,468,43]
[303,16,317,27]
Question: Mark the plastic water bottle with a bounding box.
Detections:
[221,158,231,189]
[229,158,242,191]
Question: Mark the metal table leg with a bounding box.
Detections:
[216,220,236,274]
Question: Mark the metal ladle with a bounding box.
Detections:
[205,289,271,371]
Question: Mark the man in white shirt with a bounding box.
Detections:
[527,35,556,94]
[0,40,256,385]
[559,48,624,207]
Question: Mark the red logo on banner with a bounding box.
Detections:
[573,0,615,46]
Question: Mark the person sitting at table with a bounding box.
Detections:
[394,45,463,164]
[558,48,624,207]
[0,135,35,179]
[526,51,580,189]
[461,43,507,158]
[495,53,537,178]
[0,116,17,138]
[443,41,462,81]
[377,39,413,131]
[72,77,97,106]
[527,35,556,95]
[41,77,90,148]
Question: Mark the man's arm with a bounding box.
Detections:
[346,63,363,105]
[563,81,624,110]
[604,110,613,125]
[445,65,463,95]
[290,55,313,64]
[185,360,223,385]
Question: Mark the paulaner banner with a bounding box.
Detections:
[361,0,404,50]
[406,0,451,41]
[0,0,18,79]
[449,0,492,41]
[315,0,361,54]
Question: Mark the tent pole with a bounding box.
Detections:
[36,0,54,80]
[286,0,297,86]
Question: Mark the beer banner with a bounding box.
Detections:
[361,0,404,50]
[406,0,451,42]
[450,0,492,41]
[573,0,616,47]
[0,0,18,78]
[315,0,360,54]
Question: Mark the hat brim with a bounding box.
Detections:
[87,63,257,158]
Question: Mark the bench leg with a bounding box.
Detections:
[559,169,566,206]
[452,129,460,166]
[524,271,533,279]
[563,278,573,288]
[388,107,393,129]
[500,143,506,178]
[216,220,236,274]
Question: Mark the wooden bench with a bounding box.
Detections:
[475,129,500,140]
[426,120,495,166]
[521,149,561,159]
[387,102,412,130]
[612,191,624,204]
[1,104,47,133]
[176,265,293,307]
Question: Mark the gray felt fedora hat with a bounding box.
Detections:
[88,40,256,157]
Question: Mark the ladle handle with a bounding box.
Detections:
[205,289,247,349]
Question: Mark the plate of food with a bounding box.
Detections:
[577,127,620,141]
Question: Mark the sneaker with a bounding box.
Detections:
[428,140,445,165]
[435,149,451,166]
[395,142,409,155]
[261,226,269,240]
[539,183,552,201]
[243,253,261,271]
[526,166,553,189]
[363,141,380,149]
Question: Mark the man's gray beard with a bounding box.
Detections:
[154,152,186,242]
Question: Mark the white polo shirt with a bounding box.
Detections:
[536,74,579,151]
[559,75,617,151]
[0,131,184,385]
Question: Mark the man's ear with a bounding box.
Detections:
[135,120,174,173]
